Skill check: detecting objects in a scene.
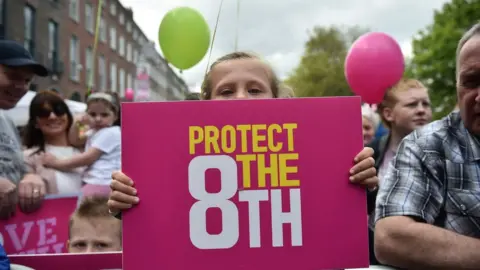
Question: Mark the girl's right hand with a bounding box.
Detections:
[75,113,91,126]
[108,171,139,215]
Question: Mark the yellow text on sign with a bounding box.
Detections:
[236,153,299,189]
[188,124,298,155]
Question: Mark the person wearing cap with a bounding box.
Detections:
[0,40,49,219]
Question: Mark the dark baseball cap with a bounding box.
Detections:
[0,40,48,77]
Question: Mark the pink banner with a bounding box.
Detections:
[121,97,369,270]
[0,196,78,255]
[9,251,122,270]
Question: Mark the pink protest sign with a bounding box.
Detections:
[9,251,122,270]
[122,97,369,270]
[0,195,78,255]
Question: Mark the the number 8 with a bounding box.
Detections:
[188,155,239,249]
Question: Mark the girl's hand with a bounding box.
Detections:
[42,153,60,169]
[349,147,378,190]
[75,113,91,126]
[108,171,139,215]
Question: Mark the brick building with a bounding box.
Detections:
[65,0,148,101]
[0,0,65,92]
[1,0,189,102]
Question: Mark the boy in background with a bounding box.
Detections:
[68,196,122,253]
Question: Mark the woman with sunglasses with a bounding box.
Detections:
[21,91,85,211]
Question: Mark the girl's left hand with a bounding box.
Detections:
[42,153,60,169]
[349,147,378,190]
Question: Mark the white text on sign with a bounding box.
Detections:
[1,217,64,254]
[188,124,303,250]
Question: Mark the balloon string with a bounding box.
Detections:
[234,0,240,51]
[204,0,224,76]
[87,0,103,97]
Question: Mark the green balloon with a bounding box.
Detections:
[159,7,211,70]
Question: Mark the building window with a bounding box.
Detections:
[119,68,125,96]
[110,62,117,92]
[69,0,79,21]
[85,47,94,87]
[70,35,79,81]
[110,27,116,50]
[24,5,35,56]
[133,50,138,64]
[0,0,6,38]
[127,73,133,89]
[48,20,59,70]
[70,91,82,102]
[133,29,138,39]
[119,36,125,57]
[109,3,116,15]
[100,16,107,42]
[98,55,106,91]
[126,21,132,33]
[126,42,132,62]
[85,3,94,33]
[119,13,124,25]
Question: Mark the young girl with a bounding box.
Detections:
[43,92,121,197]
[107,52,378,215]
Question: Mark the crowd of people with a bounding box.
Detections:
[0,20,479,269]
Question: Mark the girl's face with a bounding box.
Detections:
[87,100,116,129]
[209,59,275,100]
[36,102,69,138]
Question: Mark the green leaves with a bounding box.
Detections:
[286,26,368,98]
[408,0,480,119]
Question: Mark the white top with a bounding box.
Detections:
[83,126,121,185]
[45,145,84,194]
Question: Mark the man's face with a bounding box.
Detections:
[68,217,122,253]
[457,35,480,135]
[0,65,34,110]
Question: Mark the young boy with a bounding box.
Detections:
[68,196,122,253]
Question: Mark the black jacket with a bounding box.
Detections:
[366,134,390,265]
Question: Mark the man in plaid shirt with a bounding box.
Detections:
[374,23,480,269]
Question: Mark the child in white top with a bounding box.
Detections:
[43,92,121,197]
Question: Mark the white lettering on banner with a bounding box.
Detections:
[188,155,239,249]
[271,189,303,247]
[188,155,304,249]
[1,217,64,254]
[36,218,57,246]
[238,190,268,248]
[5,222,34,251]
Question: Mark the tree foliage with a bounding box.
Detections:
[408,0,480,119]
[285,26,368,97]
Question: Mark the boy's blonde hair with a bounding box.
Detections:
[69,196,121,240]
[200,52,280,100]
[377,78,427,128]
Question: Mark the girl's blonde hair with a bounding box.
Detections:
[377,78,426,128]
[200,52,280,100]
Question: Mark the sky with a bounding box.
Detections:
[121,0,448,92]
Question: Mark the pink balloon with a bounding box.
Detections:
[345,32,404,104]
[125,88,134,101]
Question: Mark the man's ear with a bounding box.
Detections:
[382,107,394,123]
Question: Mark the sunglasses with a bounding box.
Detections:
[36,103,68,118]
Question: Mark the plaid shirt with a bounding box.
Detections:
[375,112,480,237]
